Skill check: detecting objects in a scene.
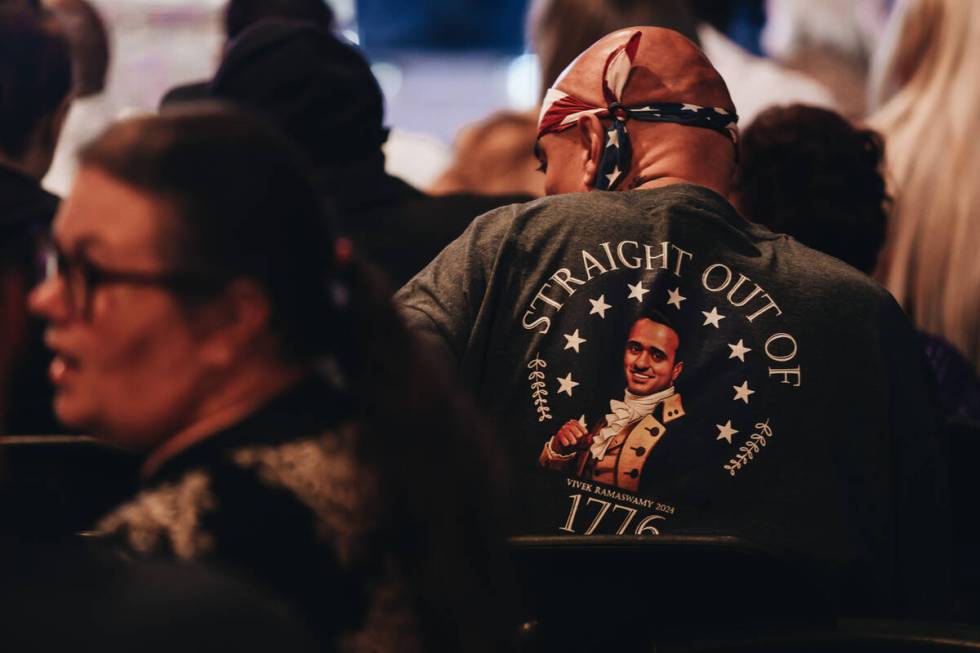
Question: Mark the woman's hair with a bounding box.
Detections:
[77,106,512,651]
[78,104,339,363]
[732,104,889,275]
[528,0,700,100]
[867,0,980,370]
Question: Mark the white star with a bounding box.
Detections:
[702,307,725,328]
[627,281,649,303]
[666,287,686,309]
[557,373,579,397]
[605,166,621,186]
[589,294,611,319]
[606,129,620,148]
[728,339,752,362]
[563,329,587,353]
[681,103,700,111]
[716,420,738,444]
[733,381,755,404]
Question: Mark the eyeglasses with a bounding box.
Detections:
[42,242,203,318]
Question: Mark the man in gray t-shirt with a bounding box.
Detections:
[397,27,948,616]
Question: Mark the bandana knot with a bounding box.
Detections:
[608,101,631,122]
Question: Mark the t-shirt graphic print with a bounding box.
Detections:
[518,235,795,536]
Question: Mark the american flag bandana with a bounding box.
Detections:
[537,31,739,191]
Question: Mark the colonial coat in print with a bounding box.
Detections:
[397,184,949,612]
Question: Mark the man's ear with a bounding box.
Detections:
[671,361,683,383]
[195,279,271,368]
[576,113,606,190]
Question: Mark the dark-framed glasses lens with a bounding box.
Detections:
[41,243,87,315]
[40,242,60,283]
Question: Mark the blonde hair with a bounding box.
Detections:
[868,0,980,370]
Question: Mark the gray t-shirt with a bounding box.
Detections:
[397,184,948,614]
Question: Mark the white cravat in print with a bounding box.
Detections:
[590,386,675,461]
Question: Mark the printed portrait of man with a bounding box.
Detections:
[539,310,685,493]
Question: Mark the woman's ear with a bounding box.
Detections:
[196,279,271,368]
[576,113,606,189]
[671,361,683,383]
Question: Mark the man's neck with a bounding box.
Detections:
[617,125,734,198]
[620,174,729,200]
[141,361,309,479]
[624,385,675,405]
[630,175,696,191]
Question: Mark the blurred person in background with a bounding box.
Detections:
[159,0,335,106]
[42,0,115,197]
[205,19,530,287]
[0,2,71,434]
[432,0,836,199]
[161,0,449,191]
[225,0,334,39]
[733,105,889,276]
[867,0,980,373]
[429,110,545,197]
[760,0,891,119]
[732,104,980,420]
[29,105,512,652]
[688,1,836,124]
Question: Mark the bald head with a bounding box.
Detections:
[556,27,733,112]
[536,27,738,197]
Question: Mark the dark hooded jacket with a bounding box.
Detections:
[0,163,60,434]
[202,19,531,287]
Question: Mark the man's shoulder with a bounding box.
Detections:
[513,184,739,225]
[404,184,740,253]
[777,236,898,310]
[458,187,688,237]
[662,393,685,423]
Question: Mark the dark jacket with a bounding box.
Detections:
[324,157,530,288]
[94,377,422,652]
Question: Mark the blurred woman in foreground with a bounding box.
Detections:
[29,105,511,652]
